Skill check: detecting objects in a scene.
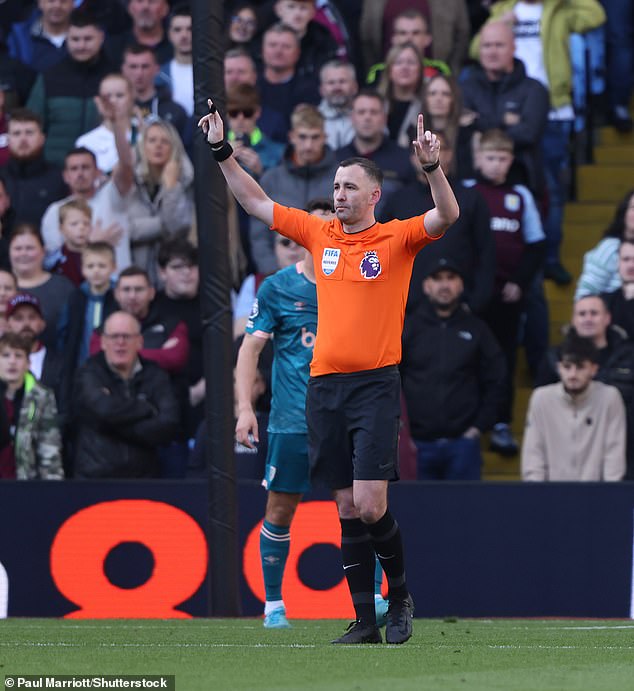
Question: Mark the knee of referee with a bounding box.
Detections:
[353,482,388,524]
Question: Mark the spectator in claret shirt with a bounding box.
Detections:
[463,128,546,458]
[90,265,189,375]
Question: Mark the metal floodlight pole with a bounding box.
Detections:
[191,0,240,616]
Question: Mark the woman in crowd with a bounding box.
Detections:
[226,3,259,60]
[9,224,74,347]
[377,42,425,148]
[127,119,194,286]
[575,189,634,300]
[420,73,480,180]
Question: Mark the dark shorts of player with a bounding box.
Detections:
[306,365,401,490]
[262,432,311,494]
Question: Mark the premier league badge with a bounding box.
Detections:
[322,247,341,276]
[360,251,382,279]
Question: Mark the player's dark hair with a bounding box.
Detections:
[338,157,384,187]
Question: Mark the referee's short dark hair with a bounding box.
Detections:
[338,157,384,187]
[557,331,599,365]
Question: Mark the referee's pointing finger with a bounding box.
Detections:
[418,113,425,142]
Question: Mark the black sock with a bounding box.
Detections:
[340,517,376,625]
[366,510,408,601]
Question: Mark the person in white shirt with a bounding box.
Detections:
[161,5,194,117]
[76,73,137,175]
[42,90,135,272]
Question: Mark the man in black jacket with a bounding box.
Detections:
[380,133,495,316]
[25,9,113,166]
[0,109,67,228]
[72,311,179,478]
[602,239,634,339]
[401,258,506,480]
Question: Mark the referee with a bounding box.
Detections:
[199,100,459,644]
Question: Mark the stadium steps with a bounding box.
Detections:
[482,123,634,481]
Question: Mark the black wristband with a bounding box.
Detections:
[422,158,441,173]
[211,140,233,162]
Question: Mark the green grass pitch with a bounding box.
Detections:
[2,618,634,691]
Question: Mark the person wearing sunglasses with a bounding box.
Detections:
[226,4,259,58]
[226,84,284,178]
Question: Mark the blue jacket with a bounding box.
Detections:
[7,9,68,72]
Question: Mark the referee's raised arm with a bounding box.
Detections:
[412,114,460,238]
[198,98,275,227]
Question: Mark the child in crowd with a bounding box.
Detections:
[46,199,93,287]
[57,241,118,371]
[464,129,546,456]
[0,332,63,480]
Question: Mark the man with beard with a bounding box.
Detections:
[522,332,626,481]
[0,109,67,228]
[5,292,64,409]
[401,258,505,480]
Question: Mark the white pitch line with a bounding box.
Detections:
[0,642,317,649]
[548,625,634,630]
[489,645,634,650]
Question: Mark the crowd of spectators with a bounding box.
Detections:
[0,0,631,482]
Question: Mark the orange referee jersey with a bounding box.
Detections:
[272,203,439,376]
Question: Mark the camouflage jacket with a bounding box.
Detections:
[10,372,64,480]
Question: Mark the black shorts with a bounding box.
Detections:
[306,365,401,490]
